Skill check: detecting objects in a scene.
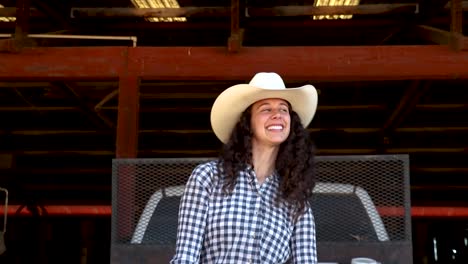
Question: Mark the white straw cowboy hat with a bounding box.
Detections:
[210,72,318,143]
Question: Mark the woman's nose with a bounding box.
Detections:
[271,109,282,119]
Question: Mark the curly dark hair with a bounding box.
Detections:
[218,105,316,222]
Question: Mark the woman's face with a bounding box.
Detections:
[250,98,291,147]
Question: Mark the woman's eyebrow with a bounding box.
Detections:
[256,103,271,108]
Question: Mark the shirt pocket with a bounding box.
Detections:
[206,193,245,237]
[261,206,293,260]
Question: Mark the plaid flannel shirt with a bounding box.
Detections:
[170,160,317,264]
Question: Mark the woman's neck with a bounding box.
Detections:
[251,143,279,184]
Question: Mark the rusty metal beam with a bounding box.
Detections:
[2,46,468,81]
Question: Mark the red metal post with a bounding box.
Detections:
[115,48,140,240]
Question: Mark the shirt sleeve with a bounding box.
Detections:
[170,163,214,264]
[290,206,317,264]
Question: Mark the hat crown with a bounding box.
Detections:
[249,72,286,90]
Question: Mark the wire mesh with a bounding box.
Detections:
[111,155,412,263]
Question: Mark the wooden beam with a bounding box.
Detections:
[0,47,126,80]
[445,1,468,10]
[412,167,468,173]
[7,165,468,176]
[52,82,114,129]
[415,103,468,109]
[395,127,468,132]
[3,126,468,137]
[0,104,387,112]
[415,25,467,50]
[0,103,464,115]
[115,50,139,158]
[70,4,418,18]
[9,147,467,156]
[2,46,468,81]
[70,7,230,18]
[416,25,452,45]
[95,89,118,110]
[132,46,468,80]
[450,0,465,51]
[247,4,419,17]
[228,0,242,53]
[13,0,31,51]
[31,0,69,28]
[0,7,42,17]
[0,106,77,111]
[383,81,431,132]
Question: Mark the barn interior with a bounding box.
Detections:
[0,0,468,263]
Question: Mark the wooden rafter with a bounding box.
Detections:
[3,126,468,136]
[51,82,115,129]
[0,7,41,17]
[6,147,468,156]
[69,4,419,18]
[414,25,468,49]
[451,0,465,51]
[228,0,243,52]
[383,81,431,132]
[8,104,468,112]
[2,46,467,81]
[31,0,68,28]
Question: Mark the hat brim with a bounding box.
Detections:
[210,84,318,143]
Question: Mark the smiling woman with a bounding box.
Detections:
[170,72,320,264]
[250,98,291,153]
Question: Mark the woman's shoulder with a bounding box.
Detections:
[193,159,219,173]
[189,159,220,186]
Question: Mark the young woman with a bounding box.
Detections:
[171,72,319,264]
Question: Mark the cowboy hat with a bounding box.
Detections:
[210,72,318,143]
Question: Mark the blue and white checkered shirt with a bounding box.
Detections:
[170,160,317,264]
